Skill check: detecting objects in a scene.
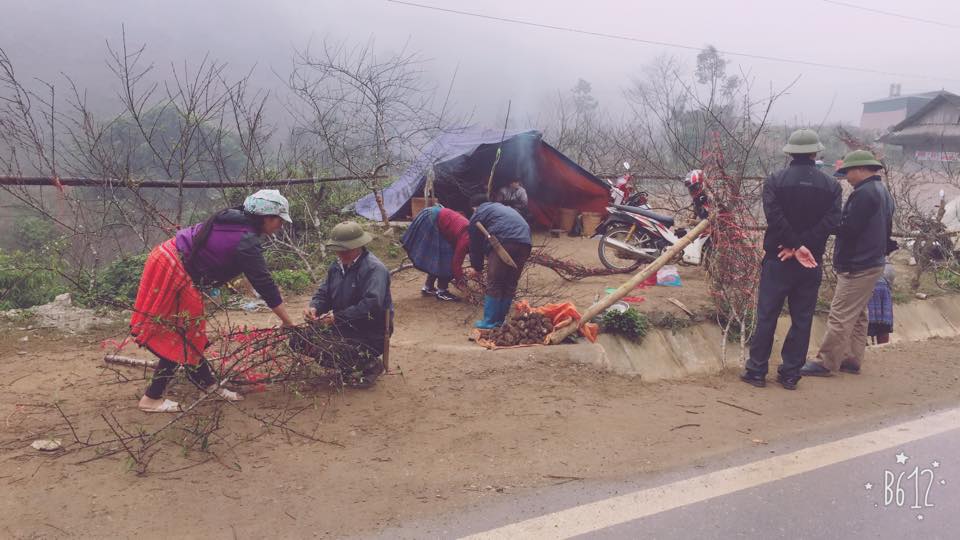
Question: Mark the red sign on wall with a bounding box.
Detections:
[916,150,960,162]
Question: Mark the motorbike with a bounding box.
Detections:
[603,161,649,208]
[595,169,711,272]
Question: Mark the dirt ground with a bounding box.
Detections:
[2,234,960,539]
[525,234,716,319]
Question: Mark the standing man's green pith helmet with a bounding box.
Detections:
[837,149,884,172]
[782,129,825,154]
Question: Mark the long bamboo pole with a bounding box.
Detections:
[549,217,713,344]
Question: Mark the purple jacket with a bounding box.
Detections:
[175,209,283,308]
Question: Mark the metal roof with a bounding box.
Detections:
[862,90,952,105]
[880,93,960,145]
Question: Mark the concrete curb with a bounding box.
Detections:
[589,295,960,381]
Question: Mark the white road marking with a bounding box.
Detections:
[461,407,960,539]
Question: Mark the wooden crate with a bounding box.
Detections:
[410,197,437,217]
[581,211,603,237]
[557,208,578,232]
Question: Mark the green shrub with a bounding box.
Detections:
[77,254,148,307]
[264,248,305,272]
[0,249,66,309]
[13,217,62,253]
[272,269,314,294]
[600,307,650,343]
[936,267,960,291]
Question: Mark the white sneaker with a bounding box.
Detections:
[207,385,244,402]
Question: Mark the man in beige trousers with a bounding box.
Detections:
[801,150,896,376]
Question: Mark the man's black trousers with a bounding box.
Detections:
[746,258,823,379]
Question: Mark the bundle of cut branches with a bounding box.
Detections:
[528,251,630,280]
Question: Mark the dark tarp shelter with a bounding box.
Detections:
[353,128,610,227]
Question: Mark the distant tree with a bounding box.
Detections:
[288,39,445,230]
[695,45,741,100]
[572,78,598,115]
[103,105,246,181]
[546,78,615,172]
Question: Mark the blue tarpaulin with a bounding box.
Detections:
[353,128,538,221]
[352,127,610,227]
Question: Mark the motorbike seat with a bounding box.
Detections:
[613,204,675,228]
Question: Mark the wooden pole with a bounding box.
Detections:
[486,100,512,197]
[0,174,386,189]
[382,313,391,373]
[424,166,436,206]
[104,354,157,368]
[549,217,712,344]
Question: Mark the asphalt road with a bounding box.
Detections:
[578,426,959,539]
[372,407,960,540]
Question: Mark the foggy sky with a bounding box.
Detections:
[3,0,958,128]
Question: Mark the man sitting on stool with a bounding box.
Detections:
[297,221,393,388]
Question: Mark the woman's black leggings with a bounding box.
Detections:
[425,274,450,290]
[144,357,217,399]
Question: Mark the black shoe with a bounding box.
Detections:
[344,363,384,389]
[839,362,861,374]
[800,360,833,377]
[776,374,799,390]
[740,371,766,388]
[421,286,438,297]
[435,289,459,302]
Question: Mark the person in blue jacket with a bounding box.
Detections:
[464,194,532,329]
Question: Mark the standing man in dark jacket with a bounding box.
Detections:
[742,129,842,390]
[465,194,532,329]
[802,150,895,377]
[300,221,393,388]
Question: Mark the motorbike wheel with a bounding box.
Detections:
[598,226,659,272]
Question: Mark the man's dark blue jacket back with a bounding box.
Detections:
[762,157,842,261]
[468,202,531,271]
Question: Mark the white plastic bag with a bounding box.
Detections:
[656,265,682,287]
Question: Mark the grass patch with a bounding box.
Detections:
[647,311,692,334]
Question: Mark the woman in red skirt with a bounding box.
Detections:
[132,190,296,413]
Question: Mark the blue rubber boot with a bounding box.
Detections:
[474,296,501,329]
[493,297,513,327]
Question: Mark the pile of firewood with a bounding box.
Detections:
[486,311,554,346]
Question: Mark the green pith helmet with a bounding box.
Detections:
[782,129,825,154]
[837,149,884,172]
[326,221,374,252]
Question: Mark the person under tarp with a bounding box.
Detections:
[401,205,469,302]
[493,179,529,218]
[465,195,532,329]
